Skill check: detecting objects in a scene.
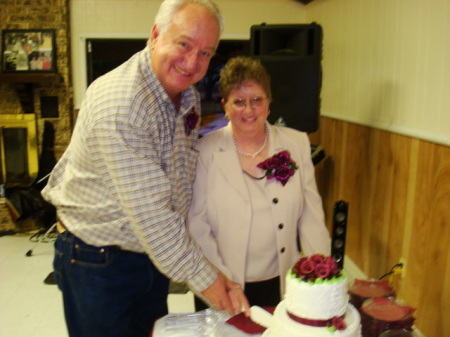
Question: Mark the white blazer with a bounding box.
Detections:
[188,122,330,295]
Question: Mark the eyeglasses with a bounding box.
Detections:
[229,97,266,110]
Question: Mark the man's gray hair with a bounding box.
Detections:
[154,0,224,37]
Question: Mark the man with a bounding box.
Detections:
[42,1,248,336]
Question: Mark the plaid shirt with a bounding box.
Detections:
[42,47,216,292]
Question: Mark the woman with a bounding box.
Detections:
[188,56,330,309]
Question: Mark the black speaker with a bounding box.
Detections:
[250,23,322,133]
[331,200,349,269]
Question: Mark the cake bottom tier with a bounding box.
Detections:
[262,302,361,337]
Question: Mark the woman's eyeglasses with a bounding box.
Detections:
[230,97,266,110]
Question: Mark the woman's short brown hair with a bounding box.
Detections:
[219,56,272,102]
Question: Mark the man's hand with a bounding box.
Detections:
[201,272,250,316]
[228,284,251,317]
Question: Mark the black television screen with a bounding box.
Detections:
[86,38,148,86]
[196,39,250,116]
[85,38,250,117]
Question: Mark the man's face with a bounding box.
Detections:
[150,3,220,101]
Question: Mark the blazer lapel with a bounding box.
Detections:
[268,124,285,155]
[214,124,249,199]
[263,124,290,197]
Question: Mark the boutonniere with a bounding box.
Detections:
[185,107,199,136]
[257,150,298,186]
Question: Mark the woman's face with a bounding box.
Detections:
[223,80,270,135]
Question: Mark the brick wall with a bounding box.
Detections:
[0,0,72,232]
[0,0,73,160]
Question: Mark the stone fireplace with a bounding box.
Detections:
[0,0,72,233]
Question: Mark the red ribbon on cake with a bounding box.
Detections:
[288,312,347,330]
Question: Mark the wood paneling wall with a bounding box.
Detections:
[309,116,450,337]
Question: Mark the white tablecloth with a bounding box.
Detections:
[152,309,262,337]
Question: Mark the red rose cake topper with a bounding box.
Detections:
[291,254,342,282]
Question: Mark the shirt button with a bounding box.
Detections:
[278,223,284,230]
[272,198,279,204]
[280,247,286,253]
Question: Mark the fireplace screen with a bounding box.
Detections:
[0,114,38,186]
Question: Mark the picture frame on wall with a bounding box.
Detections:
[1,29,56,73]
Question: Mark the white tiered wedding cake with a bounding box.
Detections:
[251,255,361,337]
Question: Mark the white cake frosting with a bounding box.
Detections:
[262,302,361,337]
[252,255,361,337]
[285,269,348,320]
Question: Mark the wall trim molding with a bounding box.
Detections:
[322,111,449,147]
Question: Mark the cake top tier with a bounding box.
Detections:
[285,255,348,321]
[291,254,342,283]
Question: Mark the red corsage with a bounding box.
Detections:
[185,108,199,136]
[257,150,298,186]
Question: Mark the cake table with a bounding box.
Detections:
[152,309,263,337]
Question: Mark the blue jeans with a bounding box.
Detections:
[53,231,169,337]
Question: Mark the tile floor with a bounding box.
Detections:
[0,233,195,337]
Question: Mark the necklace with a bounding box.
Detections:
[233,125,268,158]
[243,170,265,180]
